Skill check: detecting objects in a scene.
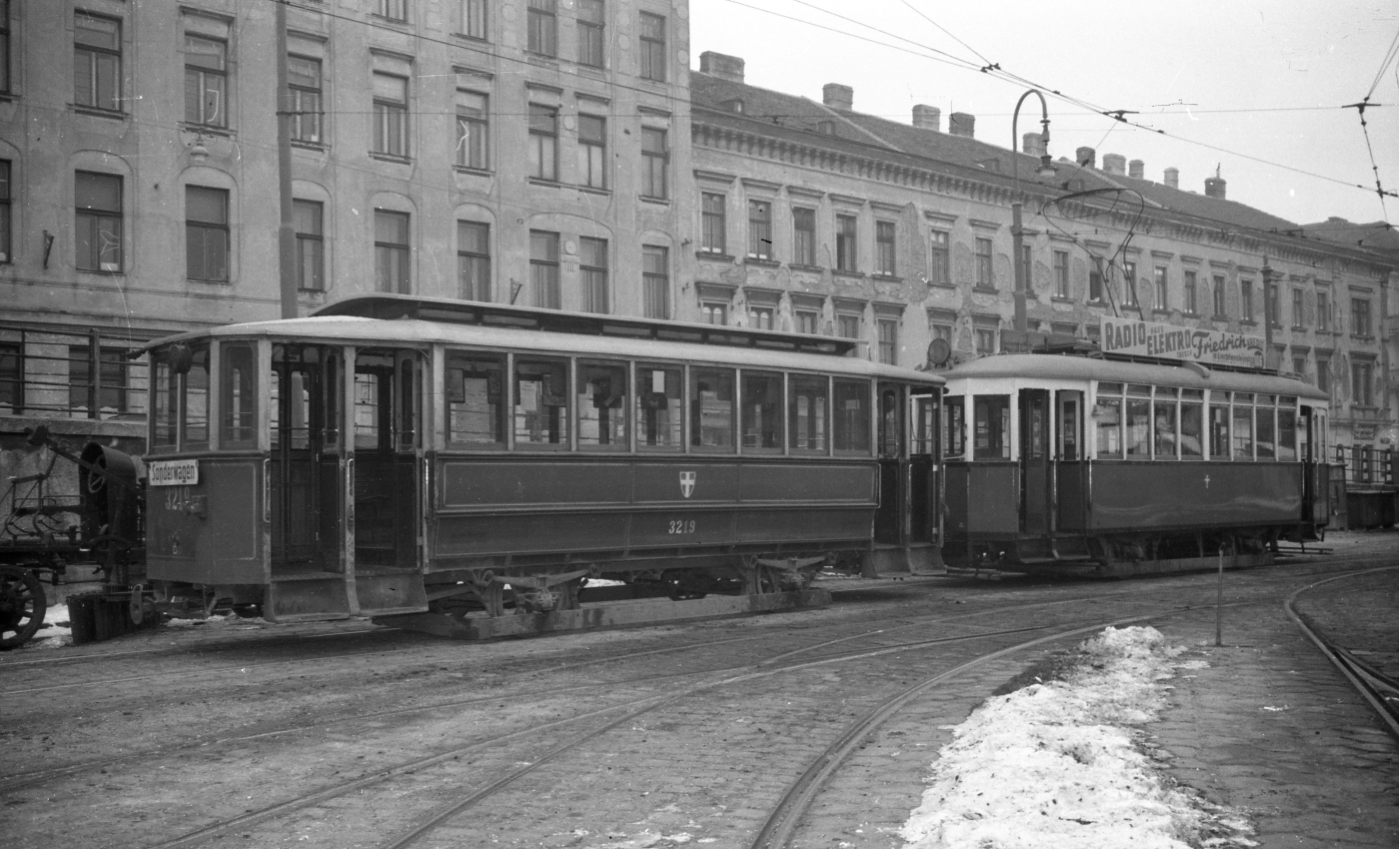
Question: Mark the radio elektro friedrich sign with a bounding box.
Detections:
[1099,317,1264,368]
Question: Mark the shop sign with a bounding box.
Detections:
[1098,317,1265,368]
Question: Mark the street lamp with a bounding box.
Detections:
[1011,89,1056,342]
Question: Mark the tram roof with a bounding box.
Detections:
[939,353,1327,401]
[144,298,943,384]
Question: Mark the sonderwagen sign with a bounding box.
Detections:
[148,459,199,487]
[1099,317,1264,368]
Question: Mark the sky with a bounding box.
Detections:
[688,0,1399,232]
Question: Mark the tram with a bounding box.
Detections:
[937,338,1329,576]
[125,295,943,637]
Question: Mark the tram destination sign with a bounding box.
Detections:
[1098,317,1264,368]
[148,459,199,487]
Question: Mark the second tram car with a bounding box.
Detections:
[939,346,1329,576]
[131,295,943,636]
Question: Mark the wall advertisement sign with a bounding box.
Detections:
[1098,317,1265,368]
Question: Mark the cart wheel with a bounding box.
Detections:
[0,566,48,650]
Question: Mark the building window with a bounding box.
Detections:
[578,0,604,68]
[748,200,772,259]
[460,0,487,39]
[294,199,324,291]
[457,221,490,301]
[1291,289,1305,328]
[456,90,489,170]
[0,159,9,263]
[701,193,726,254]
[0,1,9,95]
[793,208,816,266]
[836,214,857,272]
[974,237,993,289]
[68,346,128,416]
[186,186,229,282]
[185,35,227,128]
[837,312,861,340]
[701,300,728,325]
[378,0,407,22]
[929,231,949,286]
[1267,283,1281,326]
[288,56,323,144]
[529,104,558,181]
[577,114,606,189]
[1317,358,1331,394]
[1240,280,1254,321]
[1351,298,1372,337]
[749,304,774,330]
[640,127,667,199]
[642,245,669,318]
[877,318,897,365]
[372,73,409,158]
[529,230,560,308]
[1292,354,1307,377]
[876,221,896,276]
[796,308,819,334]
[1089,268,1103,302]
[1052,250,1069,298]
[1352,360,1374,407]
[76,172,122,272]
[527,0,557,57]
[639,12,666,82]
[375,210,411,294]
[1213,274,1227,316]
[1153,266,1168,310]
[974,326,997,354]
[1121,261,1138,306]
[580,236,608,313]
[1317,291,1332,331]
[1183,270,1197,314]
[0,342,19,412]
[75,13,122,112]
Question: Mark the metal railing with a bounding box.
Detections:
[0,325,150,422]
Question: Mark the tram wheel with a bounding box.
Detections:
[0,566,48,650]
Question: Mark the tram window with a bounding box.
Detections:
[1153,387,1178,460]
[879,386,903,458]
[579,360,628,449]
[1209,401,1230,459]
[1125,384,1151,458]
[789,374,828,454]
[1093,383,1122,459]
[182,343,211,450]
[354,371,383,450]
[911,393,936,457]
[152,357,177,451]
[398,358,417,451]
[273,366,314,451]
[1255,395,1275,460]
[972,394,1010,460]
[445,352,504,447]
[515,358,570,447]
[637,363,682,449]
[943,396,965,459]
[691,368,735,450]
[323,354,339,451]
[220,343,257,449]
[1232,394,1254,460]
[1278,403,1297,461]
[741,370,783,451]
[833,379,871,454]
[1179,390,1204,458]
[1058,395,1079,461]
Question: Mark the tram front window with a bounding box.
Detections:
[972,394,1009,460]
[1278,399,1298,461]
[184,344,210,450]
[221,342,258,449]
[943,396,965,459]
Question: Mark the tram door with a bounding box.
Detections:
[908,392,939,544]
[1301,405,1331,525]
[1018,389,1052,535]
[351,349,421,572]
[269,344,343,574]
[874,383,905,545]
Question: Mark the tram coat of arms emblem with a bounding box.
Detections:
[679,471,696,498]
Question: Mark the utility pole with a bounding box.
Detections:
[275,0,298,318]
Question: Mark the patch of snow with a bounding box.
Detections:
[899,626,1255,849]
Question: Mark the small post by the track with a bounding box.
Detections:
[1216,545,1225,647]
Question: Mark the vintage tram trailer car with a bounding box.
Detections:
[132,295,943,638]
[938,344,1329,577]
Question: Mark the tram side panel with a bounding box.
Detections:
[145,459,264,588]
[1085,461,1303,532]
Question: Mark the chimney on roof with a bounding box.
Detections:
[823,83,853,111]
[1102,153,1127,176]
[1022,132,1046,156]
[948,112,975,138]
[912,104,941,132]
[1076,146,1096,169]
[1128,159,1144,180]
[1205,169,1227,199]
[699,51,745,83]
[1164,167,1179,189]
